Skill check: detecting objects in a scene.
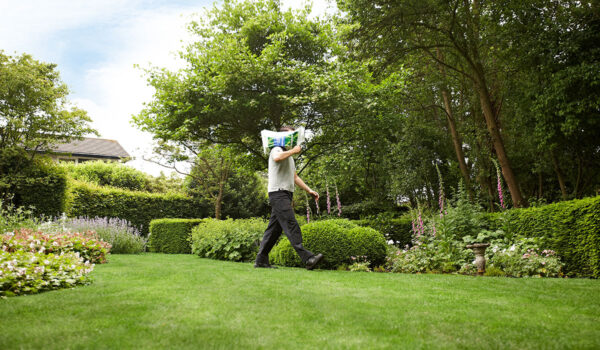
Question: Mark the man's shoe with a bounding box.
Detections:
[306,253,323,270]
[254,262,278,269]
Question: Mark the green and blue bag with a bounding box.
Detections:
[261,127,305,154]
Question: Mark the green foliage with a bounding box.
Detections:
[270,219,387,269]
[149,219,205,254]
[347,226,387,266]
[436,192,487,241]
[190,218,266,262]
[0,148,68,217]
[487,196,600,277]
[0,51,97,153]
[484,238,563,278]
[133,0,351,170]
[67,180,209,236]
[354,215,413,247]
[0,200,38,233]
[60,161,150,191]
[349,255,372,272]
[0,250,94,297]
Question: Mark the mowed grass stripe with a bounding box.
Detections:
[1,254,599,349]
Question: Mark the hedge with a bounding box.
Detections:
[487,195,600,278]
[149,218,206,254]
[60,161,150,191]
[354,216,413,247]
[270,219,387,269]
[0,148,68,217]
[67,180,209,236]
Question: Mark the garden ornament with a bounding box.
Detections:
[466,243,490,276]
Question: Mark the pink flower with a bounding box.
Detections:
[326,184,331,215]
[335,186,342,217]
[306,198,310,223]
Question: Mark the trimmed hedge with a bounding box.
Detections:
[270,219,387,269]
[149,219,205,254]
[354,216,413,247]
[487,196,600,278]
[67,180,209,236]
[191,218,267,262]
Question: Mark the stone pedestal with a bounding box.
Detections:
[467,243,490,276]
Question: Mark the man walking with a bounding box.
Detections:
[255,127,323,270]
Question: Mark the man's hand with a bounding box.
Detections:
[291,145,302,154]
[308,190,319,201]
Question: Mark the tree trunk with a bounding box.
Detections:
[441,89,474,198]
[215,184,223,220]
[550,149,568,200]
[435,49,473,199]
[473,70,527,207]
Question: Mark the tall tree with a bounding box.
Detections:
[134,0,341,168]
[0,52,96,156]
[338,0,528,206]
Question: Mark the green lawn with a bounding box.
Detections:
[2,254,599,349]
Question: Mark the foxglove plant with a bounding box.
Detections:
[306,197,310,223]
[326,183,331,215]
[315,197,320,215]
[492,159,506,209]
[435,164,445,217]
[335,185,342,217]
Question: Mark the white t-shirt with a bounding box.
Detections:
[267,147,295,193]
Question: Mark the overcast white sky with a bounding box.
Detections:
[0,0,334,176]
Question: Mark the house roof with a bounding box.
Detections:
[50,137,130,159]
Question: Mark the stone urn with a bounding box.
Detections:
[466,243,490,276]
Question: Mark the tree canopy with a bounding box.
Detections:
[0,51,96,154]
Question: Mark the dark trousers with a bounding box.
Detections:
[256,190,314,265]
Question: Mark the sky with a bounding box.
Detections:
[0,0,333,176]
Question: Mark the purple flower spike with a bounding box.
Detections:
[306,198,310,223]
[494,161,506,209]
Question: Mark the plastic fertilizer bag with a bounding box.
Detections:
[261,127,305,154]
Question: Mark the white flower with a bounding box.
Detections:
[44,260,50,265]
[509,245,516,252]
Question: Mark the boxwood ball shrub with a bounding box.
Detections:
[191,218,267,262]
[270,219,387,269]
[149,219,205,254]
[347,226,388,267]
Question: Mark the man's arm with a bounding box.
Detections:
[273,146,302,162]
[295,172,320,201]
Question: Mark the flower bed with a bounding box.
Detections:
[0,250,94,297]
[0,229,108,297]
[1,229,111,264]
